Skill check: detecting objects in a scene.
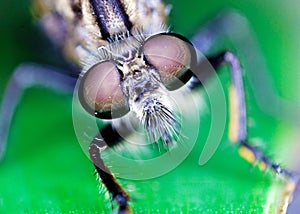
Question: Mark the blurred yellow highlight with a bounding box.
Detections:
[238,146,255,163]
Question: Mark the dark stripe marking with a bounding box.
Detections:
[89,0,133,41]
[89,0,111,40]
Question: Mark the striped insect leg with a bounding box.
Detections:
[89,124,131,214]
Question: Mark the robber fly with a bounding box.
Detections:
[0,0,299,213]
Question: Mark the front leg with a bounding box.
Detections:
[89,124,131,213]
[191,49,299,213]
[189,10,299,212]
[0,63,77,159]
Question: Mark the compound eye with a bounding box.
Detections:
[78,61,129,119]
[142,33,195,90]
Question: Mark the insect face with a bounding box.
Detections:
[78,32,196,143]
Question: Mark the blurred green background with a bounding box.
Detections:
[0,0,300,213]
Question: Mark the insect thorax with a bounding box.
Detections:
[33,0,168,65]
